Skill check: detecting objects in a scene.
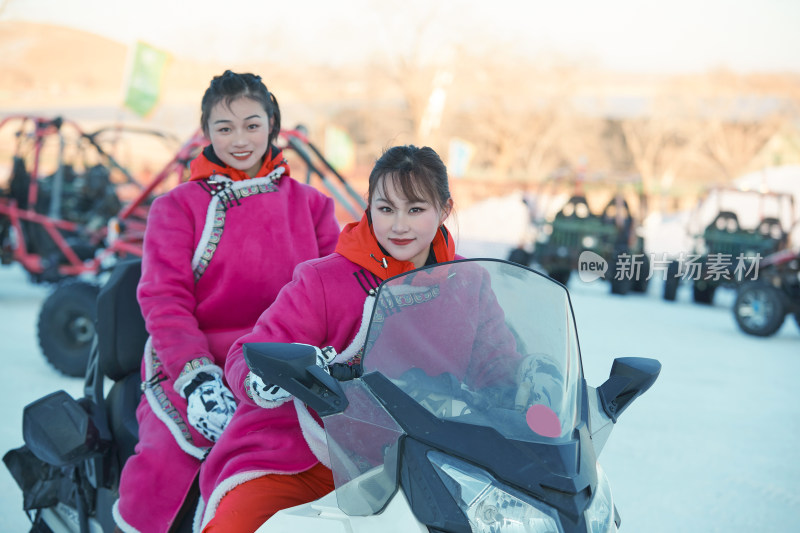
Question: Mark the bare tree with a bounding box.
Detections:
[691,72,788,179]
[445,56,591,182]
[701,117,783,179]
[617,81,713,212]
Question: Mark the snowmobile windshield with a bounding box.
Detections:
[361,259,582,443]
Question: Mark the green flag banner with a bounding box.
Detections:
[123,42,169,117]
[324,125,356,173]
[448,137,474,179]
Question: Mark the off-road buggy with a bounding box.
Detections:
[1,124,367,532]
[662,186,796,305]
[1,117,365,378]
[732,249,800,337]
[526,173,650,294]
[0,115,206,377]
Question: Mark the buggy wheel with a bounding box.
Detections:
[632,254,650,293]
[692,280,716,305]
[610,250,632,295]
[610,275,631,295]
[507,247,532,266]
[663,260,680,301]
[549,269,571,286]
[734,282,786,337]
[37,279,99,377]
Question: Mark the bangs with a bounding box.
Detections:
[378,169,438,207]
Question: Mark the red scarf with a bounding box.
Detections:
[189,145,290,182]
[335,213,456,279]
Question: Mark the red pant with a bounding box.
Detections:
[202,463,335,533]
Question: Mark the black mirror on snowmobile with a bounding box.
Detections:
[22,390,104,467]
[243,342,349,417]
[597,357,661,422]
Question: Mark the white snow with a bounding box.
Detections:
[2,175,800,531]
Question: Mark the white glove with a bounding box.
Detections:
[246,371,292,408]
[183,372,237,442]
[246,344,337,409]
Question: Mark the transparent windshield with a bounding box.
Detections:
[362,259,582,442]
[324,259,583,516]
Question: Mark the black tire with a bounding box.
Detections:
[610,275,631,295]
[507,247,532,266]
[37,279,99,377]
[610,250,632,295]
[549,269,571,286]
[663,260,680,301]
[632,254,650,293]
[733,282,786,337]
[693,280,716,305]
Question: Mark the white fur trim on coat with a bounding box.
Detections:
[332,295,375,364]
[192,495,205,533]
[112,498,141,533]
[142,336,208,460]
[294,398,330,467]
[191,171,285,271]
[295,295,376,466]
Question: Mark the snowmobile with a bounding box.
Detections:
[2,258,196,533]
[244,258,661,532]
[4,258,660,533]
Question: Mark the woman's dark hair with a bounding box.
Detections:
[368,145,451,212]
[200,70,281,145]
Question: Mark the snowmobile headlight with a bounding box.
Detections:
[584,464,616,533]
[428,451,562,533]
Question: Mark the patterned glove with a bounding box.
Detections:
[246,344,337,409]
[183,372,237,442]
[246,371,292,408]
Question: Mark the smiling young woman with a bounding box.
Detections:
[369,172,452,269]
[206,97,272,178]
[198,145,459,532]
[112,71,341,533]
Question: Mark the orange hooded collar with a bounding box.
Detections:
[189,144,289,182]
[335,213,456,280]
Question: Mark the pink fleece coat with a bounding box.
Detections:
[113,169,339,533]
[197,217,462,528]
[197,253,381,525]
[362,262,521,389]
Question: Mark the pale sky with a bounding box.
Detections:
[3,0,800,73]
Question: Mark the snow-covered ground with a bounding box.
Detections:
[2,182,800,531]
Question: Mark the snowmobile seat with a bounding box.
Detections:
[94,258,148,465]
